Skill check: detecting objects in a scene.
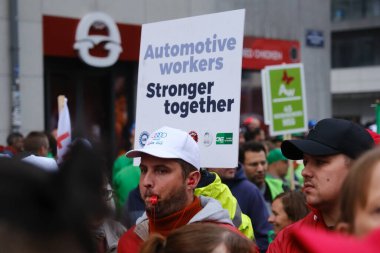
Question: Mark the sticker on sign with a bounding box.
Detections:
[216,133,233,145]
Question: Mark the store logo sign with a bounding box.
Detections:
[74,12,122,67]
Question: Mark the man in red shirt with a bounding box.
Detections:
[267,118,374,253]
[117,126,237,253]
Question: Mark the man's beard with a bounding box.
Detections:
[146,184,189,218]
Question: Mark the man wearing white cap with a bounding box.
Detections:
[117,126,238,253]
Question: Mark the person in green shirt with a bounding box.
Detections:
[112,157,141,214]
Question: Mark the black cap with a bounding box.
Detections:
[281,118,374,160]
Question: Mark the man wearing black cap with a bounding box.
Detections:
[267,118,374,253]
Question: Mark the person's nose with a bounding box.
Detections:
[257,163,265,173]
[301,163,312,178]
[268,214,274,224]
[141,170,154,188]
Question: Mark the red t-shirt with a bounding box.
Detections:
[291,226,380,253]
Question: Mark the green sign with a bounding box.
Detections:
[216,133,233,145]
[265,63,308,136]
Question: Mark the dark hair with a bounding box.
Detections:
[45,131,57,157]
[339,147,380,233]
[23,131,49,154]
[239,141,267,164]
[274,191,309,222]
[140,223,255,253]
[176,159,198,180]
[6,132,23,146]
[244,128,262,142]
[0,141,107,253]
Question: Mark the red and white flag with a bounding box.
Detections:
[57,96,72,164]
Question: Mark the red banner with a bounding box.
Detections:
[44,15,299,69]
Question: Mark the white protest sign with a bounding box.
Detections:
[134,9,245,168]
[261,67,271,125]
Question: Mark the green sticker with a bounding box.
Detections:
[216,133,233,145]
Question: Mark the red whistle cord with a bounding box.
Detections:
[150,195,157,226]
[150,195,158,205]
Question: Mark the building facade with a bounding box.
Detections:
[331,0,380,126]
[0,0,331,159]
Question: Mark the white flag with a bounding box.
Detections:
[57,96,72,164]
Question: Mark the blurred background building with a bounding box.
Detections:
[2,0,377,162]
[331,0,380,126]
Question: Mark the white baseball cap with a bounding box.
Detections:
[126,126,200,170]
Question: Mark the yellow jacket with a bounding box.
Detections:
[195,173,254,239]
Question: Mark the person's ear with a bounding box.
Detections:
[38,146,47,157]
[336,222,351,235]
[187,171,201,189]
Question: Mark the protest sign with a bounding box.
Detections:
[134,9,245,168]
[264,63,308,136]
[261,67,271,125]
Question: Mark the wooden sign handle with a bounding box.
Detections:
[58,95,66,113]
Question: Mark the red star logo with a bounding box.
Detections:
[282,70,294,85]
[189,131,198,143]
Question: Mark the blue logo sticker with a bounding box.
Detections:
[139,131,150,147]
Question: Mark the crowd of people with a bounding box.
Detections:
[1,116,380,253]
